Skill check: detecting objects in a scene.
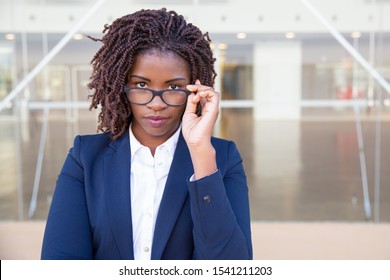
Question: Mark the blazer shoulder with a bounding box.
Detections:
[211,136,242,164]
[77,132,112,143]
[211,136,236,150]
[75,132,112,150]
[70,132,120,162]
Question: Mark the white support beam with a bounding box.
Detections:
[0,0,106,111]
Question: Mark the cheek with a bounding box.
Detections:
[129,104,142,118]
[176,106,186,119]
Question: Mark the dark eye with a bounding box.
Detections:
[168,84,180,90]
[136,82,147,88]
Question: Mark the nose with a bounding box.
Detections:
[147,95,167,111]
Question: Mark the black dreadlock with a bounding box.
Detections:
[87,8,216,139]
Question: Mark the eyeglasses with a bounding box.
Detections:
[123,86,191,106]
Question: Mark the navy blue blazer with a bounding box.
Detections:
[41,130,252,260]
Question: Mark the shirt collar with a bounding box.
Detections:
[129,123,181,160]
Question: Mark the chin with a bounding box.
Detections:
[141,125,167,136]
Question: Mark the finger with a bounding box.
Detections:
[196,89,218,103]
[187,80,213,92]
[185,93,198,114]
[191,90,212,104]
[200,96,208,109]
[187,85,213,92]
[197,89,215,97]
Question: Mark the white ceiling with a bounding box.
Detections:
[2,0,390,34]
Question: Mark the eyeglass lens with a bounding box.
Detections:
[127,88,188,105]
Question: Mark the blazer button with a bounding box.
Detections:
[202,195,211,204]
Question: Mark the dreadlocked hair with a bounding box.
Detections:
[87,8,216,140]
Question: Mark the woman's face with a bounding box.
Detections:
[127,50,191,147]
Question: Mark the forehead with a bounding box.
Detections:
[130,50,190,76]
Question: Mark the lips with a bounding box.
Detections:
[145,116,168,128]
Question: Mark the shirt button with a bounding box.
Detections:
[156,161,163,167]
[144,247,150,252]
[146,212,152,218]
[202,195,211,204]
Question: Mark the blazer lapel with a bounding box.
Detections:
[104,132,134,259]
[151,133,193,259]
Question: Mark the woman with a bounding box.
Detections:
[41,8,252,260]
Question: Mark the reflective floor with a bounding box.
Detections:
[0,107,389,222]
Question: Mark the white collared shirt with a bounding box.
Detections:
[129,125,181,260]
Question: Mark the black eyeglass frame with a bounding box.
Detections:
[123,86,191,106]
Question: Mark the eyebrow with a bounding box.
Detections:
[165,77,188,83]
[129,75,188,83]
[129,75,151,82]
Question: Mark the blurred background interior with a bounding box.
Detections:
[0,0,389,259]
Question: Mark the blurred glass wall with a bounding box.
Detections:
[0,0,389,222]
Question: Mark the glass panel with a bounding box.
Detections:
[0,41,14,116]
[215,42,254,100]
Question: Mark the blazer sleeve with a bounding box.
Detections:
[41,136,93,260]
[187,141,253,260]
